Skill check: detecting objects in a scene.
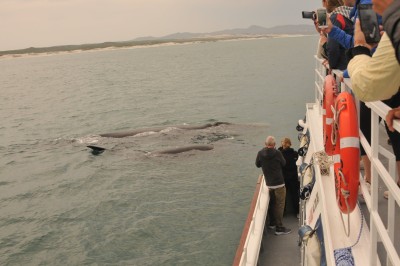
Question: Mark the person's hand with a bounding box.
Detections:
[322,59,329,68]
[386,107,400,132]
[337,73,344,83]
[321,14,333,34]
[379,25,385,36]
[353,19,374,50]
[313,18,321,33]
[372,0,393,15]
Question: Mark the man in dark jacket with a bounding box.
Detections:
[255,136,291,235]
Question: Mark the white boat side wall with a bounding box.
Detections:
[307,58,400,266]
[233,175,269,266]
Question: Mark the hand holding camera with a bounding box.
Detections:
[353,19,374,50]
[321,14,333,34]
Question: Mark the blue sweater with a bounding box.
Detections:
[328,0,381,76]
[329,0,381,49]
[327,7,353,70]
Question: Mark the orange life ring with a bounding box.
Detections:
[333,92,360,214]
[322,75,337,156]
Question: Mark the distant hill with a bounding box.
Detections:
[0,24,315,56]
[134,24,315,41]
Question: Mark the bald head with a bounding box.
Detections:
[265,136,276,147]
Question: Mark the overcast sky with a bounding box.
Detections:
[1,0,319,51]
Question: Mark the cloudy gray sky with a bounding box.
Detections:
[1,0,319,51]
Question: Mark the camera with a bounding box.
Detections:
[302,11,316,20]
[301,8,327,29]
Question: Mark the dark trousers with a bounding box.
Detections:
[285,178,300,215]
[268,186,286,227]
[360,91,400,161]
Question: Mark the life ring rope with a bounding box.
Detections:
[332,98,346,146]
[323,75,337,155]
[338,166,351,237]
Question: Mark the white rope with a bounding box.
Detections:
[332,99,345,146]
[312,150,333,176]
[338,169,351,237]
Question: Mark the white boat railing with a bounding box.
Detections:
[233,175,269,266]
[314,56,400,266]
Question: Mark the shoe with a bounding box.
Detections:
[275,227,292,235]
[268,225,276,230]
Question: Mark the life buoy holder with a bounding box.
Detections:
[296,116,307,132]
[332,92,360,214]
[298,130,310,157]
[322,75,337,156]
[299,163,315,200]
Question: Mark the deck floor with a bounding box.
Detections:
[258,189,301,266]
[258,212,301,266]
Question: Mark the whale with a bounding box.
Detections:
[152,144,214,155]
[99,122,230,138]
[86,144,213,155]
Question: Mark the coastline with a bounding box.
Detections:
[0,34,314,60]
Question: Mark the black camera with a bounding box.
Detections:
[302,11,316,20]
[302,9,327,29]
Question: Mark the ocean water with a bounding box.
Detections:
[0,36,317,265]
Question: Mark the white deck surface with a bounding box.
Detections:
[305,102,373,266]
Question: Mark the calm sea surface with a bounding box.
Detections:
[0,36,317,265]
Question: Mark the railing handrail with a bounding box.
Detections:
[232,175,269,266]
[314,56,400,266]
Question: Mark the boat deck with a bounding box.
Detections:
[234,59,400,266]
[258,106,400,266]
[258,214,300,266]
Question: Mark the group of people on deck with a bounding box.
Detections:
[255,136,299,235]
[316,0,400,199]
[255,0,400,235]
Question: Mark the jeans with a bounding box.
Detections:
[268,186,286,227]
